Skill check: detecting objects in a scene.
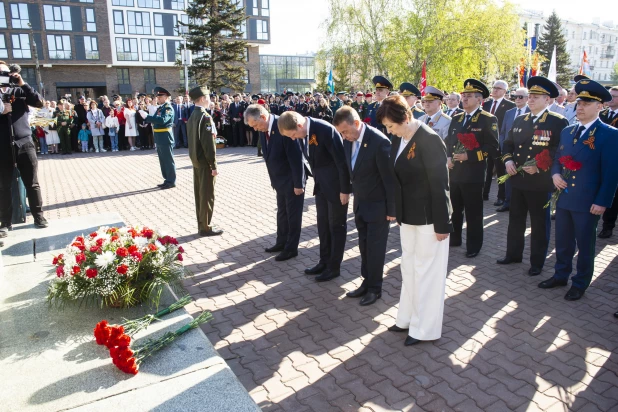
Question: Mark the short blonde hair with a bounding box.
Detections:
[278,111,304,132]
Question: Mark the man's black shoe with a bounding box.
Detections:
[614,311,618,318]
[598,229,613,239]
[494,199,504,206]
[466,251,479,258]
[538,277,568,289]
[565,286,585,301]
[199,229,223,237]
[528,267,542,276]
[496,205,510,212]
[157,182,166,187]
[449,238,462,247]
[34,217,49,228]
[388,325,408,332]
[315,269,340,282]
[265,244,285,253]
[257,149,263,157]
[497,256,522,264]
[0,222,12,238]
[404,336,422,346]
[346,286,368,298]
[160,183,176,189]
[304,263,326,275]
[359,291,381,306]
[0,239,4,247]
[275,250,298,261]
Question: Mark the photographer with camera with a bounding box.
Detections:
[0,61,47,241]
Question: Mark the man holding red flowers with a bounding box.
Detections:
[538,79,618,301]
[498,76,569,276]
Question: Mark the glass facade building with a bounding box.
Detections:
[260,55,316,93]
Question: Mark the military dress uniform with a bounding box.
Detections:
[445,79,499,256]
[369,76,393,135]
[145,87,176,188]
[499,77,569,274]
[330,95,343,114]
[598,106,618,239]
[56,109,73,154]
[418,86,451,140]
[399,82,425,120]
[351,96,366,119]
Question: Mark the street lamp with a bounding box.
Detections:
[27,23,43,97]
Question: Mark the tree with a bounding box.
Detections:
[536,10,574,87]
[612,63,618,83]
[182,0,247,92]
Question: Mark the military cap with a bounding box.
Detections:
[526,76,559,98]
[274,93,280,97]
[286,91,294,96]
[257,99,266,105]
[189,86,210,101]
[365,93,373,98]
[372,75,393,90]
[461,79,490,99]
[336,91,346,96]
[574,79,612,103]
[422,86,445,101]
[305,91,312,96]
[137,93,146,98]
[325,90,332,95]
[112,94,120,100]
[153,86,171,96]
[573,74,590,83]
[356,92,364,97]
[251,94,259,100]
[399,82,421,98]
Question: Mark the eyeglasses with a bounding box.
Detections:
[513,95,527,99]
[492,87,506,90]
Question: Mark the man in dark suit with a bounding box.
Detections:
[172,96,188,148]
[333,106,396,306]
[497,87,530,212]
[278,111,352,282]
[228,94,243,147]
[244,104,306,261]
[446,79,499,257]
[444,93,464,117]
[482,80,516,204]
[498,77,569,276]
[597,86,618,239]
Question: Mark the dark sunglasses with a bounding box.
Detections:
[512,95,527,99]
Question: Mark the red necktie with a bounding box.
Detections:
[491,100,498,114]
[266,131,270,142]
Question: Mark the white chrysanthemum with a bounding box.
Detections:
[95,251,116,268]
[133,236,148,248]
[66,245,81,255]
[118,227,130,235]
[155,240,167,253]
[64,254,77,268]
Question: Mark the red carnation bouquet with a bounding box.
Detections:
[497,149,552,184]
[454,133,480,154]
[545,155,582,210]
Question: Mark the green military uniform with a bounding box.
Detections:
[330,95,343,114]
[145,87,176,188]
[56,109,73,154]
[351,100,366,119]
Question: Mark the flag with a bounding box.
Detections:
[547,45,557,82]
[327,70,335,94]
[579,50,591,76]
[420,60,427,97]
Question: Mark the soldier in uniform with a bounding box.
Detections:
[139,87,176,189]
[445,79,499,257]
[419,86,451,140]
[498,76,569,276]
[330,92,344,114]
[597,86,618,239]
[538,79,618,301]
[56,102,73,155]
[186,86,222,237]
[399,83,425,119]
[350,92,366,119]
[366,76,392,134]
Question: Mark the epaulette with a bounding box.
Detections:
[414,107,424,113]
[480,111,495,117]
[548,111,566,119]
[452,111,465,118]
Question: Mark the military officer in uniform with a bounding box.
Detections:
[538,79,618,301]
[498,77,569,276]
[399,83,425,119]
[366,76,392,134]
[445,79,499,257]
[419,86,451,140]
[597,86,618,239]
[140,87,176,189]
[186,86,222,237]
[330,92,344,114]
[351,92,366,119]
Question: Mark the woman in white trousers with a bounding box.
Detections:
[377,93,453,346]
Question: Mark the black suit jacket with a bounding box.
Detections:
[390,124,453,233]
[228,102,243,121]
[260,115,305,191]
[301,118,352,203]
[483,98,516,130]
[445,107,464,117]
[446,108,500,184]
[343,125,396,221]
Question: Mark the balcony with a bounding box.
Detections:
[601,46,615,59]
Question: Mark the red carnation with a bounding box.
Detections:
[178,246,184,253]
[96,238,105,246]
[89,232,98,238]
[110,235,119,242]
[86,268,98,278]
[56,266,64,277]
[559,156,582,172]
[90,246,102,254]
[148,243,158,252]
[106,326,126,349]
[177,253,183,262]
[116,247,129,258]
[456,133,480,151]
[128,245,139,254]
[116,264,128,275]
[52,254,64,265]
[131,252,143,261]
[534,149,552,171]
[76,253,86,264]
[72,266,81,275]
[363,117,371,124]
[71,241,85,251]
[141,228,154,239]
[94,320,112,345]
[76,236,85,243]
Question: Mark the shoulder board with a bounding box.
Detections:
[600,108,609,115]
[480,111,495,117]
[452,112,465,118]
[414,107,424,113]
[548,111,566,119]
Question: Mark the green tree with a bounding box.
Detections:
[536,10,574,87]
[182,0,247,92]
[612,63,618,83]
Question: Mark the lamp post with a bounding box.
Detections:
[28,23,43,97]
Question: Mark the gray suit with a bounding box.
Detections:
[549,102,565,116]
[499,106,530,207]
[419,112,451,140]
[563,102,578,125]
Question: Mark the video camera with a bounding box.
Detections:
[0,63,22,88]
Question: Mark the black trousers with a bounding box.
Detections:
[602,188,618,231]
[356,215,390,292]
[451,181,484,253]
[231,121,242,147]
[483,156,495,199]
[0,141,44,224]
[315,191,348,271]
[495,160,506,201]
[506,188,551,268]
[275,186,305,252]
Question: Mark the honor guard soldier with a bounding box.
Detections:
[446,79,499,257]
[419,86,451,140]
[498,77,569,276]
[140,87,176,189]
[538,80,618,301]
[597,86,618,239]
[351,92,366,119]
[399,83,425,119]
[366,76,393,134]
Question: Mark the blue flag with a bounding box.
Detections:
[327,70,335,93]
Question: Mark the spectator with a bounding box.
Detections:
[87,100,106,152]
[137,103,151,150]
[124,99,138,151]
[101,97,112,150]
[115,99,127,150]
[105,109,120,152]
[35,126,48,155]
[78,123,91,153]
[313,97,333,123]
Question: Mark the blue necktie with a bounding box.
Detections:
[573,125,585,145]
[351,140,360,169]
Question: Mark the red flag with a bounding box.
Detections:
[420,60,427,97]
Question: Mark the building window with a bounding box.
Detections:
[243,69,249,84]
[174,40,181,61]
[256,20,268,40]
[170,0,184,10]
[47,35,72,59]
[0,35,7,58]
[144,68,156,84]
[117,68,130,84]
[79,0,94,3]
[141,39,163,61]
[251,1,258,15]
[0,2,7,28]
[85,8,96,32]
[138,0,160,7]
[44,5,72,31]
[21,67,35,86]
[84,36,99,59]
[128,11,150,35]
[244,47,249,62]
[114,11,125,34]
[261,0,269,16]
[154,13,164,35]
[11,33,31,59]
[112,0,134,6]
[116,38,139,61]
[10,3,29,29]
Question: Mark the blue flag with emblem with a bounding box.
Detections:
[327,70,335,94]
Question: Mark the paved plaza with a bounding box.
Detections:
[36,147,618,411]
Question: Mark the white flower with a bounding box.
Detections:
[95,251,116,269]
[133,236,148,248]
[155,240,167,253]
[118,227,130,235]
[64,255,77,269]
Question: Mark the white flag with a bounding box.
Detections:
[548,45,557,82]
